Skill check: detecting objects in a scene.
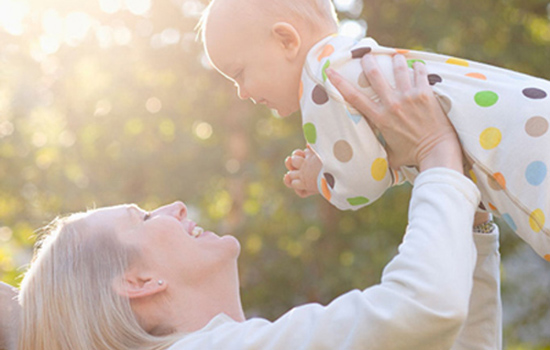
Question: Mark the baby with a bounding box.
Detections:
[199,0,550,260]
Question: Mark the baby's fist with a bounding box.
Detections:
[283,147,322,198]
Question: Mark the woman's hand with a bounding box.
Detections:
[327,53,463,173]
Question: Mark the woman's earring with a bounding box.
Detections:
[158,280,164,286]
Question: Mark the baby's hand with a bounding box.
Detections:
[283,147,322,198]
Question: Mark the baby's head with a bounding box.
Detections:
[199,0,338,117]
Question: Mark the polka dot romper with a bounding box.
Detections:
[300,35,550,261]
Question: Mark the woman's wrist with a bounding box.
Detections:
[418,136,463,174]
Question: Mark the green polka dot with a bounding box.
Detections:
[474,91,499,107]
[303,123,317,144]
[407,59,425,68]
[322,60,331,82]
[347,196,369,206]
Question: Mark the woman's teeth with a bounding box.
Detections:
[191,226,204,238]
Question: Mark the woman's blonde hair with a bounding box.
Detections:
[18,211,183,350]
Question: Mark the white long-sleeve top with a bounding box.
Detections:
[168,168,486,350]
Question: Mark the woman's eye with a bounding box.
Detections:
[143,212,151,221]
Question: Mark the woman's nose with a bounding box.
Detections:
[155,201,187,220]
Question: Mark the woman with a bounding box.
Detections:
[17,56,500,350]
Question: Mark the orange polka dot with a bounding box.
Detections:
[393,169,400,184]
[545,254,550,262]
[446,57,469,67]
[299,80,303,100]
[493,172,506,189]
[318,44,335,62]
[488,203,497,211]
[395,49,410,54]
[466,72,487,80]
[321,178,331,201]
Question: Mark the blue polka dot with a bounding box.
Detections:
[502,213,517,231]
[345,108,362,124]
[525,161,547,186]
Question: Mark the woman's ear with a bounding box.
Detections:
[272,22,301,60]
[113,270,167,300]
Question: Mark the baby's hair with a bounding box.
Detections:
[197,0,339,43]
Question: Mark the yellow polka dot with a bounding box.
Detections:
[468,169,477,184]
[529,209,545,233]
[479,127,502,150]
[446,57,469,67]
[488,202,497,211]
[371,158,388,181]
[544,254,550,262]
[318,44,335,62]
[395,49,410,54]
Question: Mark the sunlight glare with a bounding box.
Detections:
[125,0,151,16]
[0,0,29,36]
[339,19,367,40]
[65,12,92,46]
[333,0,363,18]
[39,35,61,55]
[96,25,114,48]
[100,0,122,14]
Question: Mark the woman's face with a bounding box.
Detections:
[86,201,241,287]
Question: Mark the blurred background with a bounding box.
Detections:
[0,0,549,348]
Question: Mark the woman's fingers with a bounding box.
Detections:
[413,61,430,89]
[392,54,412,92]
[359,54,394,107]
[326,68,380,126]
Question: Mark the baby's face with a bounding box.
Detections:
[204,15,302,117]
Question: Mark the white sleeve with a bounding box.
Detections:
[169,168,480,350]
[452,228,502,350]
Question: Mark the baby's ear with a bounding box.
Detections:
[272,22,301,60]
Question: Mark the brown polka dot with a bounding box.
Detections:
[525,116,549,137]
[333,140,353,162]
[488,173,506,191]
[358,73,370,88]
[435,94,452,114]
[428,74,442,86]
[523,87,547,99]
[324,173,335,189]
[351,47,372,59]
[312,84,329,105]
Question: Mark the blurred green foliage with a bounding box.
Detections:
[0,0,549,348]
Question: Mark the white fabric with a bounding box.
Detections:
[168,169,497,350]
[452,229,502,350]
[301,35,550,260]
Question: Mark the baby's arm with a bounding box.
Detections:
[283,147,322,198]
